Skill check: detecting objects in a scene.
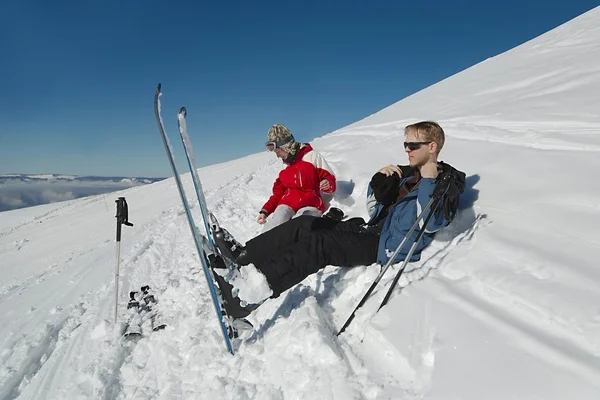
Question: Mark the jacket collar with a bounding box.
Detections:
[283,143,312,165]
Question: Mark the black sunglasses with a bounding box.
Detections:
[404,141,431,151]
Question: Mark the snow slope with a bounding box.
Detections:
[1,6,600,400]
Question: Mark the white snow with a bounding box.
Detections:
[2,6,600,399]
[230,263,273,304]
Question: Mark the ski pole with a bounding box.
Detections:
[377,196,445,311]
[377,177,453,311]
[115,197,134,323]
[337,172,454,336]
[336,195,435,336]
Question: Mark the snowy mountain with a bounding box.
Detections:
[1,6,599,400]
[0,173,164,185]
[0,174,165,212]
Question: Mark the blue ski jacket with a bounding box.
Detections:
[366,174,450,265]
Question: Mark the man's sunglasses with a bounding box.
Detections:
[265,135,294,152]
[404,141,431,151]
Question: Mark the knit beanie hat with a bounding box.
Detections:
[266,124,299,155]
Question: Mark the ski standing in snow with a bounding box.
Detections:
[153,84,253,355]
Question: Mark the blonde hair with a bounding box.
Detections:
[405,121,445,154]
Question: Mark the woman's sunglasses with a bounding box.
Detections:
[404,141,431,151]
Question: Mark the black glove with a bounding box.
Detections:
[324,207,344,221]
[370,172,400,207]
[433,161,466,222]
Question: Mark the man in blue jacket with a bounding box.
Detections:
[212,121,465,318]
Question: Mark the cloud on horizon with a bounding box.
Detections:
[0,182,142,212]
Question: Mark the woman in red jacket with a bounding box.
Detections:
[259,124,337,232]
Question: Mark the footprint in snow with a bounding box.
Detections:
[15,239,29,250]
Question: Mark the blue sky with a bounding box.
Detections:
[1,0,598,177]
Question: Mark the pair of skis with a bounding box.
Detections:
[153,83,250,355]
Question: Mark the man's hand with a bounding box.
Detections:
[420,162,439,179]
[257,213,267,224]
[319,179,331,191]
[378,165,402,177]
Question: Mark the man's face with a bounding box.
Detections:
[405,131,435,167]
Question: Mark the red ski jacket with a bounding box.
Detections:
[261,143,336,215]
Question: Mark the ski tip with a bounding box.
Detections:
[179,107,187,116]
[156,83,162,93]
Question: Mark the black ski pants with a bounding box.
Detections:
[243,215,380,298]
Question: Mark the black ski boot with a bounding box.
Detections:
[210,267,260,319]
[235,248,251,266]
[208,253,228,269]
[213,227,245,265]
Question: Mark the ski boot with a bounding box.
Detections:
[206,254,256,339]
[207,254,261,320]
[209,213,247,266]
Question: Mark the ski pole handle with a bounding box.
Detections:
[116,197,134,227]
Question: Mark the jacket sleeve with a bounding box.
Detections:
[416,178,450,233]
[305,150,336,193]
[261,177,286,215]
